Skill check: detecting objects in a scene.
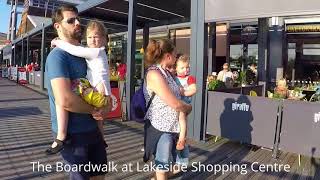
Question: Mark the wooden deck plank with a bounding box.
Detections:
[260,151,290,180]
[219,147,268,180]
[233,149,271,180]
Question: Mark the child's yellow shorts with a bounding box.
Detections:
[73,78,107,108]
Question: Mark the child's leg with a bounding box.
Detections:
[95,82,106,96]
[176,112,187,150]
[55,105,68,142]
[46,105,68,155]
[95,82,109,148]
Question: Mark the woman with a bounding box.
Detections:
[274,78,289,99]
[143,39,192,180]
[217,63,234,88]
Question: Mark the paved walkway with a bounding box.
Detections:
[0,77,319,180]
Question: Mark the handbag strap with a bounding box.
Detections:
[145,66,166,112]
[146,92,155,111]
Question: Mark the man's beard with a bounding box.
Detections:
[61,25,82,42]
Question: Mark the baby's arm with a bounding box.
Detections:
[181,76,197,97]
[53,40,101,60]
[182,84,197,97]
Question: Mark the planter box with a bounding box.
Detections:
[206,91,279,149]
[213,85,263,96]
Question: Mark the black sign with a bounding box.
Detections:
[206,92,280,148]
[280,100,320,157]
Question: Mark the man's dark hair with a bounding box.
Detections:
[52,4,78,24]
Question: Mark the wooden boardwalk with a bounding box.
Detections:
[0,77,319,180]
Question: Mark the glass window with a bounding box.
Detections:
[286,43,296,80]
[303,44,320,55]
[230,44,242,71]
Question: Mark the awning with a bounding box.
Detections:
[77,0,190,33]
[27,15,52,28]
[11,0,191,44]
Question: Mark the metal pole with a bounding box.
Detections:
[269,18,284,86]
[272,101,283,159]
[7,0,13,40]
[11,0,18,41]
[126,0,137,121]
[26,35,30,65]
[13,45,16,65]
[0,50,3,67]
[258,18,269,97]
[40,23,46,90]
[21,37,24,66]
[226,22,230,64]
[142,25,149,79]
[208,22,216,74]
[190,0,207,141]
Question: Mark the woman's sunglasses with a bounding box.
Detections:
[62,17,81,24]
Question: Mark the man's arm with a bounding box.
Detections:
[53,40,101,60]
[51,77,95,113]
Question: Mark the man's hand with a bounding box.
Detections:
[51,37,60,48]
[92,96,112,121]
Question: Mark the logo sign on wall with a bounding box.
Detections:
[314,112,320,123]
[232,102,250,111]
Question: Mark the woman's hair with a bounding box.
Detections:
[144,39,175,67]
[277,78,287,87]
[85,20,108,44]
[222,63,230,71]
[176,54,190,64]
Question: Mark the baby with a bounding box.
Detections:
[174,55,197,150]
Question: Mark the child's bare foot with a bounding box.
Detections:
[176,139,186,150]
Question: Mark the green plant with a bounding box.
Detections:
[208,80,225,91]
[272,92,286,99]
[236,71,247,85]
[293,87,302,93]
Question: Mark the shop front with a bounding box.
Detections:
[200,0,320,158]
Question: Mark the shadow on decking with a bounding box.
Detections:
[106,121,316,180]
[0,106,43,119]
[0,84,18,87]
[0,98,47,103]
[1,120,318,179]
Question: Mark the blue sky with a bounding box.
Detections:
[0,1,22,34]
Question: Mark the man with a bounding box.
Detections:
[217,63,234,88]
[46,5,109,179]
[246,63,257,85]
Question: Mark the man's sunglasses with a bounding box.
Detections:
[62,17,81,24]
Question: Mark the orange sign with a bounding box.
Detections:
[106,88,122,119]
